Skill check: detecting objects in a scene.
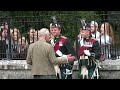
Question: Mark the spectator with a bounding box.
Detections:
[0,31,6,59]
[100,22,114,45]
[90,21,100,41]
[0,28,10,59]
[34,30,39,42]
[18,36,28,59]
[99,22,115,59]
[1,21,13,36]
[28,27,35,44]
[11,28,21,59]
[0,28,9,44]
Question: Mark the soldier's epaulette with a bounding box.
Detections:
[61,36,67,39]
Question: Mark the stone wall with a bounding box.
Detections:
[72,59,120,79]
[0,69,33,79]
[99,59,120,79]
[0,60,33,79]
[0,59,120,79]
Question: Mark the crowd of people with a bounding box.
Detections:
[0,19,115,79]
[0,22,39,59]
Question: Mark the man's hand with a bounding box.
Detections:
[67,54,75,62]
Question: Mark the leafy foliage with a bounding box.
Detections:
[0,11,100,42]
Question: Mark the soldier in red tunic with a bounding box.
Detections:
[74,23,101,79]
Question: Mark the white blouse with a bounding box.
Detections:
[98,35,112,46]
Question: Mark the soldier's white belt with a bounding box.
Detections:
[80,56,88,59]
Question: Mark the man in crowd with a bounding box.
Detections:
[90,21,100,41]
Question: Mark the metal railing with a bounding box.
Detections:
[0,14,120,60]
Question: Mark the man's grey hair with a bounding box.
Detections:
[38,28,49,37]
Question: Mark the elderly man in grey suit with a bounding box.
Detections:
[26,28,75,79]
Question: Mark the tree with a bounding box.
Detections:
[0,11,100,43]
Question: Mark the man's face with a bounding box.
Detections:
[45,33,51,42]
[50,27,60,37]
[80,30,90,38]
[90,24,97,33]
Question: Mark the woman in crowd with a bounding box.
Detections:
[18,36,28,59]
[34,30,39,42]
[99,22,115,59]
[11,27,21,59]
[28,27,36,44]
